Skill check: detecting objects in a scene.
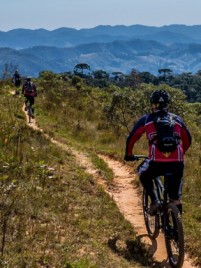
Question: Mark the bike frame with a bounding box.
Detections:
[26,101,33,123]
[154,174,176,230]
[133,155,184,268]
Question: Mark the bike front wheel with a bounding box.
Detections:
[164,203,184,268]
[142,189,160,239]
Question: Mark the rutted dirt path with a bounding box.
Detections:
[24,109,197,268]
[97,156,196,268]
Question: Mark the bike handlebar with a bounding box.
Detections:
[133,155,148,161]
[124,155,148,162]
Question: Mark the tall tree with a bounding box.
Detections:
[73,63,91,77]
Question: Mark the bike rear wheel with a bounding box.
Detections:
[164,203,184,268]
[27,103,34,123]
[27,106,32,123]
[142,189,160,239]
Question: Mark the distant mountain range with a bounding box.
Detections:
[1,24,201,76]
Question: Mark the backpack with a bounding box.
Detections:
[23,82,36,96]
[15,74,21,80]
[151,114,179,152]
[25,81,31,89]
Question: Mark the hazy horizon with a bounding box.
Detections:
[1,0,201,31]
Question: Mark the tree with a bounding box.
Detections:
[73,63,91,78]
[158,68,172,76]
[93,70,109,79]
[103,86,149,134]
[124,69,140,88]
[139,72,155,84]
[91,70,110,88]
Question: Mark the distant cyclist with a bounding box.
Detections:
[12,70,21,94]
[22,76,37,118]
[124,90,192,215]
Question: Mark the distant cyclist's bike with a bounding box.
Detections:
[26,101,34,123]
[134,155,184,268]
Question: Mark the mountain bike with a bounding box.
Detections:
[133,155,184,268]
[26,101,34,123]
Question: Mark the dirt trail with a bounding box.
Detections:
[97,155,196,268]
[23,108,197,268]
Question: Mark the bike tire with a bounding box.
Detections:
[27,107,32,123]
[164,203,184,268]
[142,189,160,239]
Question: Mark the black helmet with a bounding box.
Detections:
[150,90,171,107]
[26,76,31,82]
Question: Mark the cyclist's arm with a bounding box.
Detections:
[177,116,192,153]
[125,115,146,156]
[181,124,192,153]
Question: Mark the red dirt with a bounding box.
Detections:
[98,155,197,268]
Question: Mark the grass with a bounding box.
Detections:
[0,85,156,267]
[34,80,201,266]
[90,152,114,181]
[1,79,200,266]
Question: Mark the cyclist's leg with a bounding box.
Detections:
[166,162,184,214]
[139,161,161,212]
[24,96,28,110]
[30,97,35,118]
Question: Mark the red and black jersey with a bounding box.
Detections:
[125,110,192,162]
[22,82,37,97]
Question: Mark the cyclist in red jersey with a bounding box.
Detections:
[124,90,192,215]
[22,76,37,118]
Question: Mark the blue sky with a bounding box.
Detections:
[1,0,201,31]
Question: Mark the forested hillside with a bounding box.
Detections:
[0,73,200,266]
[2,25,201,48]
[1,40,201,76]
[2,24,201,76]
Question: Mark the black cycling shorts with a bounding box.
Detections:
[139,161,184,200]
